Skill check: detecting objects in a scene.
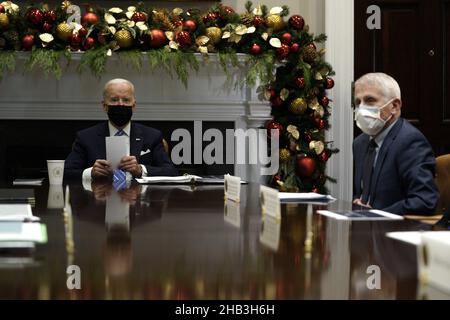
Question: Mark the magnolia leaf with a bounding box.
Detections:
[196,35,209,46]
[109,26,116,34]
[222,31,231,39]
[39,33,54,42]
[198,46,208,54]
[136,22,148,31]
[253,6,263,16]
[235,25,247,35]
[247,26,256,34]
[109,7,123,14]
[126,11,133,19]
[169,40,179,50]
[269,37,281,48]
[105,13,116,25]
[314,106,325,118]
[269,7,283,15]
[106,49,112,56]
[165,31,174,41]
[310,141,325,155]
[280,88,289,100]
[264,90,272,101]
[127,20,135,28]
[127,6,136,13]
[261,33,268,41]
[315,72,323,80]
[173,8,183,16]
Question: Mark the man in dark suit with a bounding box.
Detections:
[352,73,438,215]
[65,78,177,180]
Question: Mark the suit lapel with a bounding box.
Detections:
[130,123,143,159]
[369,118,403,204]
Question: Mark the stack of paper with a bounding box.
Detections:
[136,175,226,184]
[279,192,336,203]
[12,178,44,186]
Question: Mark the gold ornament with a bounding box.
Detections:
[56,22,73,41]
[205,27,222,45]
[289,98,308,114]
[114,29,133,48]
[0,13,9,28]
[279,148,291,162]
[266,15,284,31]
[240,13,253,26]
[303,46,317,62]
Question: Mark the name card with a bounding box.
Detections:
[224,199,240,228]
[224,175,241,202]
[421,232,450,293]
[260,185,281,220]
[260,215,281,251]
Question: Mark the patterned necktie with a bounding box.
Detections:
[113,129,126,190]
[361,139,378,204]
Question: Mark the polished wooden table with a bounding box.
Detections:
[0,181,441,299]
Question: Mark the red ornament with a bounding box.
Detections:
[81,12,99,25]
[175,31,191,47]
[44,10,57,23]
[252,16,265,27]
[183,20,197,32]
[319,151,329,162]
[270,96,284,108]
[266,120,284,138]
[173,20,183,28]
[42,22,52,32]
[325,78,335,89]
[149,29,167,48]
[276,44,290,59]
[22,35,34,51]
[83,37,95,50]
[311,187,320,193]
[269,89,277,100]
[320,96,329,107]
[308,43,317,50]
[249,43,262,55]
[289,15,305,30]
[0,5,4,13]
[281,32,292,44]
[27,8,44,26]
[290,43,300,53]
[222,6,235,15]
[70,33,81,47]
[296,157,316,178]
[315,118,327,130]
[131,12,147,23]
[203,12,219,23]
[78,27,87,37]
[295,77,305,89]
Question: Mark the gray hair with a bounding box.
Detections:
[103,78,135,100]
[355,73,401,100]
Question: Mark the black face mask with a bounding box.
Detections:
[107,105,133,127]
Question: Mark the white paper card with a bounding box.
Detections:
[224,175,241,202]
[0,204,36,221]
[106,136,130,169]
[260,215,281,251]
[224,200,241,228]
[260,185,280,220]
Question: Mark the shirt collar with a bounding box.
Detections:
[373,118,398,148]
[108,121,131,137]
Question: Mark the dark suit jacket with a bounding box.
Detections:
[353,117,439,215]
[64,122,178,180]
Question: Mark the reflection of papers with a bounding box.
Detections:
[259,216,281,251]
[386,231,423,245]
[0,204,39,222]
[47,184,64,209]
[279,192,336,203]
[12,178,44,186]
[317,209,403,220]
[136,175,226,184]
[106,136,129,169]
[224,200,240,228]
[105,192,130,232]
[0,222,47,244]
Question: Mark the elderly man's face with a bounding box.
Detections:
[354,84,394,121]
[103,82,136,110]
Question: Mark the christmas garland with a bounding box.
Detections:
[0,0,338,193]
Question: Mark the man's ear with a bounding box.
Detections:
[392,98,402,112]
[102,102,108,112]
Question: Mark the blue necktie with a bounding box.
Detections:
[113,129,126,190]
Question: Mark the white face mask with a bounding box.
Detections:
[354,99,394,136]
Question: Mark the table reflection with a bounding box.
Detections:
[0,182,436,299]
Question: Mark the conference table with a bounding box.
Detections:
[0,181,444,300]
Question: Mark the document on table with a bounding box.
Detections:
[106,136,129,169]
[12,178,44,186]
[136,175,228,184]
[279,192,336,203]
[317,209,404,220]
[0,204,39,222]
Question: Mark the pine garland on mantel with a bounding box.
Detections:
[0,0,339,193]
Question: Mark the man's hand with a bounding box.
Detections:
[92,159,113,178]
[353,198,372,208]
[119,156,142,178]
